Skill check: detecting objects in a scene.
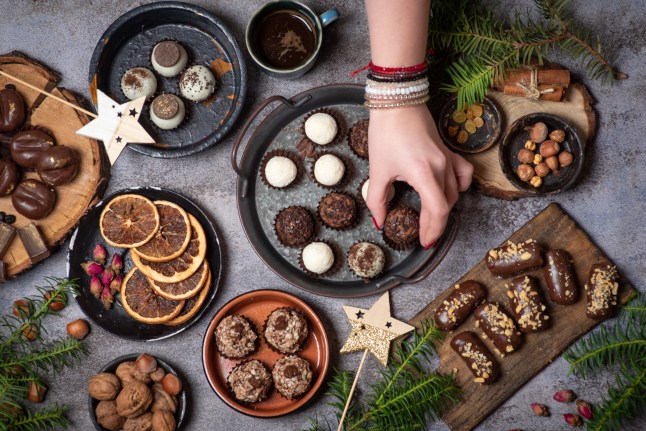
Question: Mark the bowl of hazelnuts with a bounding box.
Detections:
[499,113,584,195]
[88,353,186,431]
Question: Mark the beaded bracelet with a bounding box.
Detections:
[364,94,430,109]
[369,60,427,74]
[367,71,427,83]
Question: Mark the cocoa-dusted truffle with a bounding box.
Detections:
[227,360,272,403]
[318,192,356,229]
[348,119,369,159]
[179,65,216,102]
[274,206,314,246]
[383,206,420,249]
[214,315,258,359]
[12,179,56,220]
[272,356,313,400]
[121,67,157,101]
[264,307,309,354]
[348,242,385,279]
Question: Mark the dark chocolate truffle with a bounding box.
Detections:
[36,146,78,186]
[215,315,258,359]
[0,160,20,196]
[383,206,419,249]
[274,206,314,246]
[264,307,308,354]
[272,356,313,400]
[227,360,272,403]
[12,179,56,220]
[10,129,55,168]
[348,119,369,159]
[0,85,25,132]
[318,192,356,229]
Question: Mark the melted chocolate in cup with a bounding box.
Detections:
[254,10,316,70]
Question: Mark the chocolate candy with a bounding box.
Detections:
[10,129,55,168]
[451,331,499,385]
[36,146,78,186]
[0,160,20,196]
[0,222,16,259]
[11,179,56,220]
[474,302,523,356]
[586,263,620,320]
[486,239,544,277]
[434,280,486,331]
[0,85,25,132]
[507,275,550,333]
[544,249,578,305]
[18,223,50,264]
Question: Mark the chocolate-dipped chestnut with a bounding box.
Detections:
[36,146,78,186]
[10,130,55,168]
[434,280,486,331]
[0,85,25,132]
[544,249,578,305]
[0,160,20,196]
[12,179,56,220]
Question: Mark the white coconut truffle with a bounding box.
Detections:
[179,65,216,102]
[151,41,188,77]
[150,94,185,130]
[304,113,337,145]
[302,242,334,274]
[121,67,157,101]
[361,179,395,203]
[265,156,297,188]
[348,242,385,279]
[314,154,345,186]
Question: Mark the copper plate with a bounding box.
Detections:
[202,289,329,417]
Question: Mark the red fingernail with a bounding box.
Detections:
[371,216,381,231]
[424,241,436,250]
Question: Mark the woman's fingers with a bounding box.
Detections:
[451,152,474,192]
[410,172,450,248]
[365,171,392,230]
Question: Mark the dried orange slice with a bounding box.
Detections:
[164,268,212,327]
[148,261,209,300]
[120,268,184,324]
[100,194,160,248]
[131,214,207,283]
[134,201,191,262]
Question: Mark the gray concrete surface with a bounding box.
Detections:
[1,0,645,430]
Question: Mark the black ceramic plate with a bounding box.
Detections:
[89,353,187,431]
[500,113,584,195]
[88,1,247,158]
[438,95,503,154]
[68,187,222,341]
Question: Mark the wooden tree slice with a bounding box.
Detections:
[0,51,110,277]
[464,84,595,200]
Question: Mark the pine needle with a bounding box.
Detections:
[3,404,68,431]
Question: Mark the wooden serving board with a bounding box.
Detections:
[410,203,634,431]
[0,52,110,277]
[464,84,596,200]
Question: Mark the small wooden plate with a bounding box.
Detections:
[202,289,329,417]
[438,95,503,154]
[499,113,584,195]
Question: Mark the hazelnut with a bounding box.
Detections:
[524,140,536,151]
[559,151,574,167]
[530,176,543,188]
[549,129,566,143]
[96,400,124,431]
[152,383,177,414]
[116,361,152,385]
[44,290,66,311]
[517,148,534,164]
[533,153,543,165]
[546,156,559,171]
[517,164,535,182]
[66,319,90,340]
[22,324,38,342]
[27,381,47,403]
[123,412,153,431]
[136,353,158,374]
[150,367,166,383]
[116,382,153,418]
[526,122,548,143]
[535,162,550,177]
[12,299,32,318]
[540,140,560,157]
[161,373,182,396]
[88,373,121,401]
[152,409,176,431]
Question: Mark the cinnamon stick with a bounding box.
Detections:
[504,68,570,86]
[503,84,565,102]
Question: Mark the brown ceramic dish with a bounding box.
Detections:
[438,95,502,154]
[202,289,329,417]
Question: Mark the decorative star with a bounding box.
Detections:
[340,292,415,367]
[76,90,155,164]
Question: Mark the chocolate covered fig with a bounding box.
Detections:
[95,400,124,431]
[0,85,25,132]
[36,145,78,186]
[11,179,56,219]
[116,382,153,418]
[88,373,121,401]
[10,129,54,168]
[0,160,20,196]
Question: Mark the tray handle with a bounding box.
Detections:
[231,94,311,195]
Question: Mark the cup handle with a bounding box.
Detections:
[319,9,339,28]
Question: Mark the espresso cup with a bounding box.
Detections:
[245,0,339,79]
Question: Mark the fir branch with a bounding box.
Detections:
[1,338,86,376]
[3,404,68,431]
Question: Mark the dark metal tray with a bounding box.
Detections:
[88,1,247,158]
[232,84,459,298]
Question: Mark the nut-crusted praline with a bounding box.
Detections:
[348,119,369,158]
[215,315,258,359]
[348,242,385,279]
[264,308,309,354]
[227,360,272,403]
[274,206,314,246]
[383,206,420,247]
[272,356,313,400]
[318,192,356,229]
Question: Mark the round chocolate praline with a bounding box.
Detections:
[214,315,258,359]
[348,119,369,159]
[272,356,313,400]
[36,146,78,186]
[10,129,55,168]
[274,207,314,247]
[12,179,56,220]
[264,308,309,354]
[383,206,420,249]
[151,41,188,78]
[318,192,356,229]
[227,360,272,403]
[0,85,26,132]
[0,160,20,196]
[150,94,185,130]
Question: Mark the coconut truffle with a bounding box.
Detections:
[150,94,185,130]
[121,67,157,101]
[361,179,395,204]
[318,192,356,229]
[383,206,420,249]
[313,154,345,187]
[272,356,313,400]
[227,360,272,403]
[305,113,337,145]
[274,206,315,247]
[215,315,258,359]
[151,41,188,77]
[265,156,297,188]
[264,308,309,354]
[348,242,386,279]
[302,242,334,274]
[179,65,216,102]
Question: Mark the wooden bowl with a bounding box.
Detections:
[202,289,329,417]
[438,95,503,154]
[499,113,584,195]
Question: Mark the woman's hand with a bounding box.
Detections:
[366,104,473,248]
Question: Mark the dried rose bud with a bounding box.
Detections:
[109,274,122,295]
[101,267,115,286]
[564,413,583,427]
[81,261,103,276]
[554,389,576,403]
[90,276,103,299]
[93,244,108,264]
[530,403,550,417]
[101,286,114,310]
[110,253,123,272]
[576,399,593,420]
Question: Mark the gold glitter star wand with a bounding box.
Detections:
[336,292,415,431]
